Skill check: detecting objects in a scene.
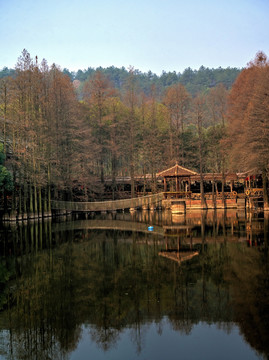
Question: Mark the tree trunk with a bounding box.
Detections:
[34,184,38,216]
[262,169,269,210]
[48,184,51,213]
[18,186,22,220]
[198,140,206,208]
[3,188,7,214]
[212,179,216,208]
[112,155,116,200]
[23,180,28,218]
[29,184,34,217]
[38,186,42,217]
[44,186,48,214]
[143,165,146,196]
[130,162,135,198]
[221,163,226,209]
[200,174,206,208]
[11,173,17,220]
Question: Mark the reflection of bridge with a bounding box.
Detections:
[53,219,164,235]
[52,219,246,244]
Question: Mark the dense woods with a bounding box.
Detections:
[0,49,268,214]
[0,61,240,98]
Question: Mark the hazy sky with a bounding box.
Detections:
[0,0,268,74]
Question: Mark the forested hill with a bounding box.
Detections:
[68,65,241,97]
[0,67,15,79]
[0,65,241,97]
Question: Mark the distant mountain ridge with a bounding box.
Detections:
[66,65,242,97]
[1,64,241,97]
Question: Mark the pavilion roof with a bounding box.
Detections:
[156,164,198,178]
[236,168,261,178]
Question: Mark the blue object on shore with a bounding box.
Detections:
[148,226,154,231]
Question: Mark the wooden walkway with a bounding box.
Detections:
[51,193,164,213]
[51,190,263,213]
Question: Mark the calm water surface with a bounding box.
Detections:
[0,210,268,360]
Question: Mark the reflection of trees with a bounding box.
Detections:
[129,322,150,355]
[90,326,120,352]
[6,240,82,360]
[225,214,269,358]
[170,319,193,335]
[0,259,14,310]
[0,214,268,358]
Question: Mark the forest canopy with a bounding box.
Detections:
[58,64,240,97]
[1,63,241,97]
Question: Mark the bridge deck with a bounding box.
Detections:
[51,193,164,212]
[51,191,256,213]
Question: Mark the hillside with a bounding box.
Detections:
[1,65,241,97]
[69,65,241,97]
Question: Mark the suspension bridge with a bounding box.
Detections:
[51,193,164,213]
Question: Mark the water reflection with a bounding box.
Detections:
[0,210,268,359]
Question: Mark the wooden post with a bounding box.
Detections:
[221,171,226,208]
[164,177,167,192]
[212,179,216,208]
[176,177,179,192]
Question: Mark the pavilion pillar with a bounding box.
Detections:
[176,177,179,192]
[221,174,226,207]
[164,177,167,192]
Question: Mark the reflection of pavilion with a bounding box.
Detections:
[158,223,199,264]
[159,250,199,264]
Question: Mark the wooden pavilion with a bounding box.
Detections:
[156,163,240,209]
[156,163,197,193]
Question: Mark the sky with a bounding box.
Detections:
[0,0,269,75]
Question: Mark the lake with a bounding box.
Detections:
[0,209,268,360]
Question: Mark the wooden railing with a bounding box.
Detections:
[163,192,192,199]
[245,188,263,197]
[164,191,237,200]
[191,192,238,200]
[51,192,164,212]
